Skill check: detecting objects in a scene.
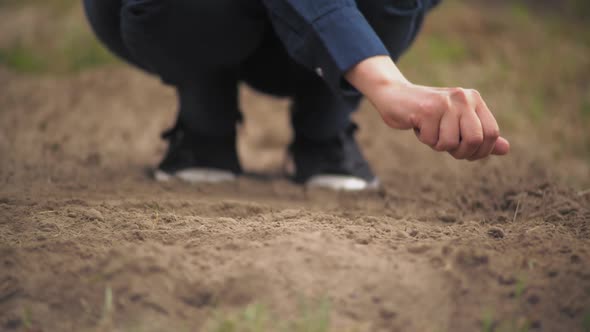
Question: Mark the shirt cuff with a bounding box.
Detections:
[310,5,389,96]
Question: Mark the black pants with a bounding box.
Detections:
[83,0,434,139]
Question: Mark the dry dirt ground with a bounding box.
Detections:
[0,64,589,332]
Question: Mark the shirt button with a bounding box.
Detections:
[315,67,324,77]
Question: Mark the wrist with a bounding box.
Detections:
[345,55,412,99]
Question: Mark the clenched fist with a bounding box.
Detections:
[346,56,510,160]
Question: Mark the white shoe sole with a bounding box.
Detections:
[154,168,237,184]
[305,175,380,191]
[155,169,377,191]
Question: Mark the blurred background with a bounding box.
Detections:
[1,0,589,184]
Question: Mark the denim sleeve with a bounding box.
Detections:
[261,0,389,95]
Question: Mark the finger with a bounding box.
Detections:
[416,117,442,148]
[450,109,483,160]
[492,136,510,155]
[468,95,500,160]
[434,110,460,152]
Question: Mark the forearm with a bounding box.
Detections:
[345,55,410,95]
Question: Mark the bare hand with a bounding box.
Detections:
[374,85,510,160]
[346,56,510,160]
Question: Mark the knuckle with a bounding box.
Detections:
[449,87,463,95]
[450,87,469,104]
[441,94,453,110]
[420,95,442,117]
[417,100,432,115]
[465,134,484,147]
[487,127,500,140]
[428,94,451,113]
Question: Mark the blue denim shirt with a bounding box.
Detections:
[262,0,440,93]
[262,0,389,95]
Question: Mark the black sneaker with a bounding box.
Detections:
[153,123,241,183]
[289,123,379,191]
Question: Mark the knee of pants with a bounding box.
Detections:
[120,0,266,84]
[358,0,431,60]
[83,0,149,70]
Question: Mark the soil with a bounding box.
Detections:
[0,67,589,332]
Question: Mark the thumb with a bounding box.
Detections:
[491,136,510,155]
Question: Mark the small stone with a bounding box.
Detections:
[85,153,101,166]
[558,207,577,216]
[527,294,540,305]
[395,230,410,239]
[455,249,489,267]
[216,217,237,224]
[355,234,371,245]
[570,254,581,264]
[498,275,516,285]
[407,244,431,254]
[496,215,508,223]
[438,214,457,223]
[379,305,397,320]
[487,227,505,239]
[544,214,563,222]
[527,190,543,197]
[362,216,379,224]
[85,208,104,221]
